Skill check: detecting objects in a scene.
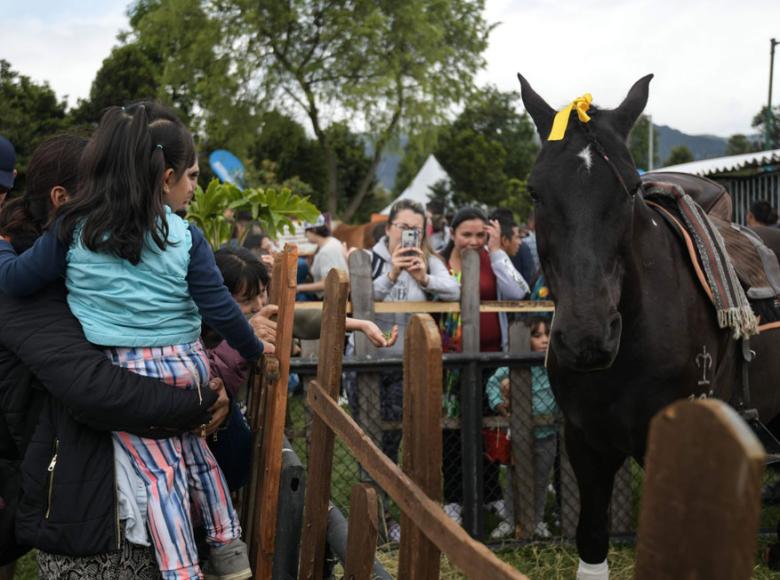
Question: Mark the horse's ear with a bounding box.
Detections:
[609,74,654,138]
[517,73,555,140]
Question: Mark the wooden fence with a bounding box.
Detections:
[297,268,530,580]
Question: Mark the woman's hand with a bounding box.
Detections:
[486,219,502,253]
[347,319,399,348]
[404,248,429,286]
[198,377,229,436]
[250,305,277,345]
[389,245,415,282]
[260,253,275,270]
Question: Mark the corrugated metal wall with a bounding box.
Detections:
[714,171,780,224]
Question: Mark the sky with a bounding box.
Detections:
[4,0,780,137]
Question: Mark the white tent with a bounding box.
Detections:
[380,154,450,214]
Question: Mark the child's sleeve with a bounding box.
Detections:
[485,366,509,412]
[187,225,264,361]
[0,228,68,296]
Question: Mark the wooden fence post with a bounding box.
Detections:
[344,484,379,580]
[508,320,534,539]
[298,269,350,580]
[399,314,443,579]
[634,399,765,580]
[348,251,383,463]
[460,249,484,538]
[251,245,299,579]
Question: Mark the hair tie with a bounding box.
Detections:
[155,144,164,151]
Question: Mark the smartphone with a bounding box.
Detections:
[401,229,420,254]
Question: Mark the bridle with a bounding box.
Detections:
[579,120,640,200]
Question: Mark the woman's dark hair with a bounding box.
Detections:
[750,200,778,226]
[215,246,270,298]
[57,104,195,264]
[0,135,87,252]
[442,206,488,260]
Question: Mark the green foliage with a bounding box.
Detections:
[221,0,492,219]
[186,179,319,250]
[435,86,538,208]
[628,115,659,170]
[0,60,71,192]
[726,134,758,156]
[127,0,257,156]
[69,43,159,126]
[752,104,780,149]
[665,145,694,166]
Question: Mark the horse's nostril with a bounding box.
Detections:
[607,313,622,344]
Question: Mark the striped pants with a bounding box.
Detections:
[108,342,240,580]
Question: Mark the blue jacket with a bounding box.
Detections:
[0,211,262,361]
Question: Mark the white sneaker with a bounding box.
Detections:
[443,502,462,525]
[534,521,551,538]
[489,521,514,539]
[387,520,401,542]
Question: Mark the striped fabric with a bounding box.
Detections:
[644,181,758,339]
[107,342,240,580]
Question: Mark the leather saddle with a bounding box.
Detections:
[641,172,780,301]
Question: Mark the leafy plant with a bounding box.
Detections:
[186,179,320,250]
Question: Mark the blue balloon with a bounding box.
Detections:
[209,149,245,189]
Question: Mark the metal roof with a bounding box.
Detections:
[650,148,780,177]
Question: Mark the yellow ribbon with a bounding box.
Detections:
[547,93,593,141]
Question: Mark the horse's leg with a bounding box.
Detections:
[565,423,625,579]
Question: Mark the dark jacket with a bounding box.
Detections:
[0,283,218,559]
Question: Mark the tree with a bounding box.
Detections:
[434,86,538,207]
[127,0,258,157]
[220,0,492,220]
[69,43,159,126]
[665,145,694,166]
[725,134,757,156]
[0,60,71,192]
[752,105,780,150]
[629,114,659,170]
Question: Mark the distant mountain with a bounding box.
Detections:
[655,125,728,165]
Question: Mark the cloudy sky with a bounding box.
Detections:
[5,0,780,137]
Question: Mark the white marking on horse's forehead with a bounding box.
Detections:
[577,145,593,172]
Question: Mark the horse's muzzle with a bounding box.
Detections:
[552,313,622,371]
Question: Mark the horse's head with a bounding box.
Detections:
[518,74,653,371]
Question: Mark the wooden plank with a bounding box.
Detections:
[244,250,285,550]
[348,251,383,463]
[344,484,379,580]
[399,314,443,580]
[307,379,529,580]
[634,399,765,580]
[253,245,299,579]
[298,269,350,580]
[293,300,555,314]
[508,320,534,539]
[459,249,484,537]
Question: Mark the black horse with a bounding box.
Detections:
[516,73,780,578]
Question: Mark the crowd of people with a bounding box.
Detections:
[2,100,779,579]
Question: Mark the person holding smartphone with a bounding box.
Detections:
[366,199,459,540]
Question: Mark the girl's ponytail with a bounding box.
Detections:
[58,103,194,264]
